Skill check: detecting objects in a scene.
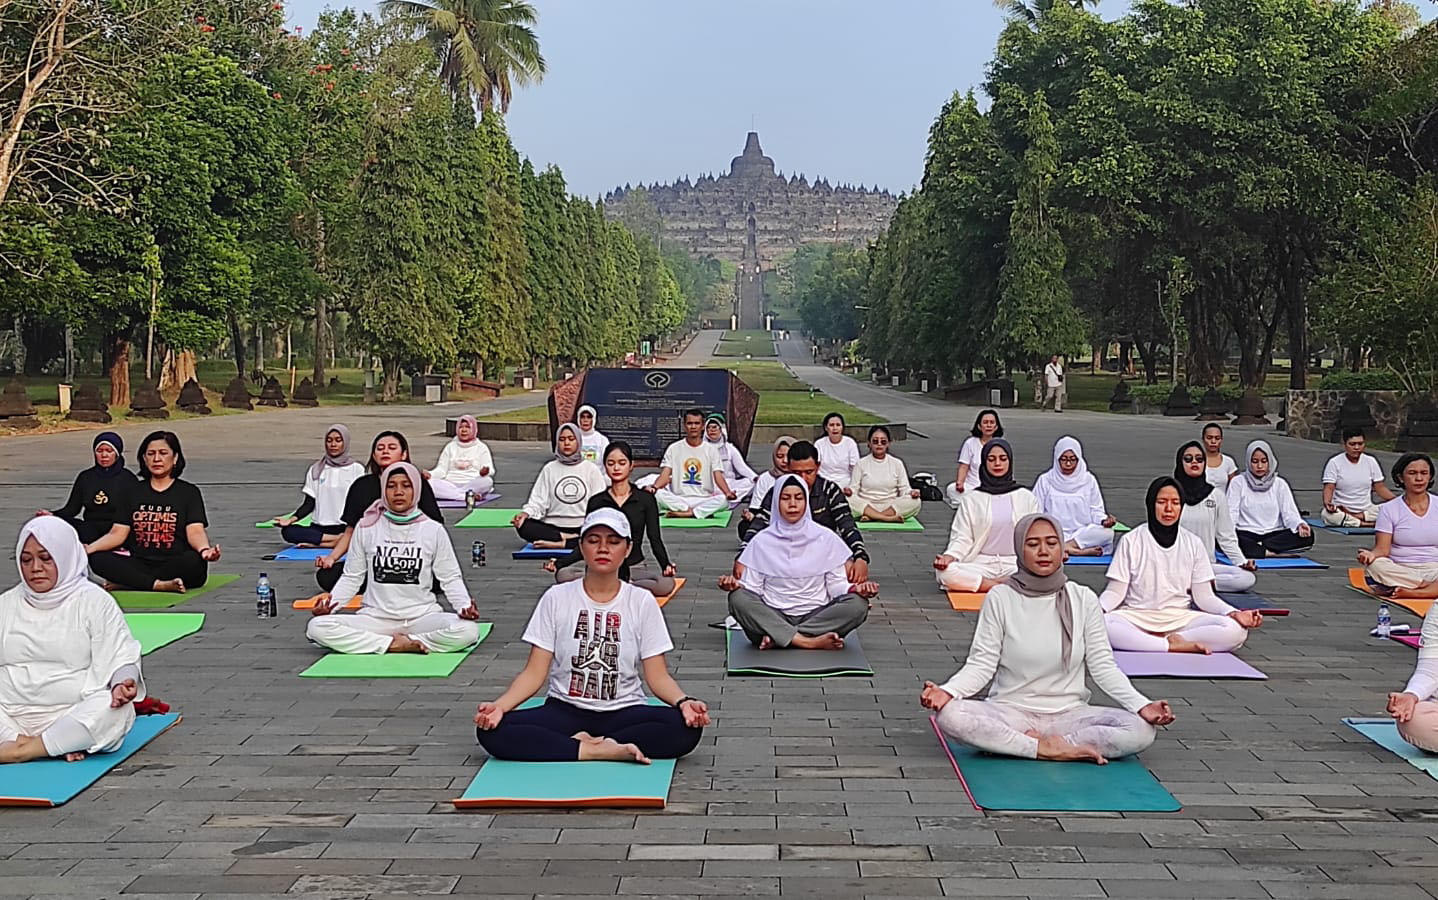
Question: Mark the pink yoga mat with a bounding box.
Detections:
[1112,651,1267,680]
[1394,633,1423,650]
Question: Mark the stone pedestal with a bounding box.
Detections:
[67,383,111,423]
[1398,396,1438,452]
[129,381,169,419]
[1109,380,1134,413]
[1338,391,1377,435]
[1286,390,1404,442]
[293,377,319,407]
[1195,387,1229,421]
[0,380,38,428]
[222,376,253,410]
[256,376,287,408]
[1232,389,1270,425]
[1164,384,1197,417]
[177,379,211,415]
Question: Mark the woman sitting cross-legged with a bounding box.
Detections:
[706,412,758,505]
[474,509,709,763]
[921,514,1175,764]
[1360,452,1438,600]
[849,425,922,523]
[720,474,878,651]
[306,462,481,655]
[1387,603,1438,752]
[426,415,496,507]
[1101,477,1264,654]
[1173,441,1257,593]
[1032,435,1116,557]
[935,439,1041,593]
[1227,440,1314,560]
[37,431,139,544]
[0,518,144,764]
[269,424,365,548]
[511,423,607,549]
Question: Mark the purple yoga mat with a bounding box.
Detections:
[1112,651,1267,680]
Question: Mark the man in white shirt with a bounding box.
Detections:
[1042,354,1065,412]
[1322,428,1395,526]
[648,408,735,519]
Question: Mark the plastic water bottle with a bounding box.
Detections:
[1377,603,1392,639]
[257,573,274,619]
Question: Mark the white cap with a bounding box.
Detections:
[580,508,631,540]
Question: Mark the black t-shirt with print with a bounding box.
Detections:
[118,479,208,561]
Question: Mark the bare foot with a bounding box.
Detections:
[1166,634,1212,654]
[102,581,121,592]
[575,734,651,764]
[387,634,428,654]
[532,539,567,549]
[1035,734,1107,764]
[758,636,774,650]
[1067,545,1103,557]
[791,632,844,650]
[152,578,186,593]
[0,735,49,764]
[666,509,695,518]
[876,508,904,523]
[64,751,86,762]
[976,577,1004,592]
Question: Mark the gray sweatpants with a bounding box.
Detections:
[727,588,868,648]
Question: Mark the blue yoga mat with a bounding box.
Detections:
[271,547,343,562]
[1344,717,1438,779]
[1064,555,1112,566]
[1216,553,1327,569]
[513,543,572,560]
[1304,517,1375,536]
[0,713,180,806]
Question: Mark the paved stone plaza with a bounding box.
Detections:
[0,335,1432,899]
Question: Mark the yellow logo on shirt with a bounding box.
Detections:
[682,458,703,486]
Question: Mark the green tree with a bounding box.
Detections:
[379,0,545,111]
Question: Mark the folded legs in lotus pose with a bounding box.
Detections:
[1360,452,1438,600]
[270,424,365,547]
[650,408,735,519]
[1227,440,1313,559]
[511,423,607,548]
[1322,428,1393,527]
[426,415,496,505]
[848,425,921,523]
[934,439,1040,592]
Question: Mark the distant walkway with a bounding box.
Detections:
[668,329,724,366]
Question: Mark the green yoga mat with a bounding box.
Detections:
[858,517,924,532]
[124,613,204,655]
[299,623,492,677]
[256,514,310,528]
[110,574,242,609]
[661,507,732,528]
[932,718,1179,812]
[455,508,524,528]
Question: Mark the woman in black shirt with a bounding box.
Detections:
[547,441,676,596]
[86,431,220,592]
[39,432,139,543]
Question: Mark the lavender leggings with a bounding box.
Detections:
[935,699,1155,759]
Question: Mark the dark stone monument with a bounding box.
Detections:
[129,380,169,419]
[0,380,38,428]
[67,383,110,423]
[1398,395,1438,452]
[328,377,340,389]
[1231,389,1270,425]
[293,377,319,407]
[1337,390,1377,439]
[1194,387,1229,421]
[222,376,253,410]
[1109,380,1134,413]
[257,376,287,408]
[1163,384,1197,417]
[176,378,211,415]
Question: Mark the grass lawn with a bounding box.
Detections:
[721,330,775,342]
[715,330,776,358]
[701,360,806,392]
[1008,372,1296,413]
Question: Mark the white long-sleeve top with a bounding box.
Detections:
[717,441,757,486]
[852,454,912,504]
[739,564,852,617]
[1226,476,1303,534]
[749,471,779,511]
[430,439,495,484]
[1405,603,1438,701]
[1179,488,1249,566]
[939,582,1150,715]
[1032,473,1108,539]
[943,488,1042,562]
[817,436,860,487]
[330,517,473,618]
[520,460,607,528]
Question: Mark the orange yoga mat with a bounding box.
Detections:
[1346,568,1433,617]
[946,590,986,612]
[656,578,686,609]
[292,593,363,611]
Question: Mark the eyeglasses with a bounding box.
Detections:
[1181,455,1204,463]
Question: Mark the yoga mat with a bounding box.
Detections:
[655,577,686,609]
[110,574,242,609]
[1304,516,1375,536]
[269,547,342,562]
[725,629,872,677]
[1345,717,1438,779]
[1064,554,1112,566]
[857,517,924,532]
[0,713,181,807]
[1394,633,1423,650]
[124,613,204,655]
[1346,568,1434,617]
[661,507,733,528]
[437,492,502,510]
[1113,522,1131,534]
[455,507,525,528]
[945,590,985,612]
[1112,650,1267,680]
[1216,591,1289,616]
[1216,552,1327,569]
[256,515,310,529]
[298,624,491,678]
[931,717,1180,812]
[513,543,572,560]
[292,593,362,611]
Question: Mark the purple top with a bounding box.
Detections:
[1376,496,1438,565]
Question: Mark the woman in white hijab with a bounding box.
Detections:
[705,413,757,504]
[0,517,143,764]
[1226,440,1314,559]
[1032,436,1117,557]
[576,406,608,465]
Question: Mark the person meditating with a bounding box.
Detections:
[1227,440,1314,559]
[38,432,139,544]
[307,462,481,655]
[1201,423,1238,488]
[86,431,220,593]
[1032,436,1116,557]
[935,439,1040,593]
[849,425,921,523]
[740,440,870,582]
[1360,453,1438,600]
[512,423,607,548]
[1323,427,1394,527]
[650,409,735,519]
[1101,477,1264,654]
[474,509,709,764]
[269,424,365,548]
[721,474,879,651]
[426,415,496,507]
[817,412,860,491]
[922,514,1175,764]
[1174,441,1257,593]
[576,405,607,464]
[742,435,795,530]
[1385,603,1438,752]
[705,413,757,504]
[548,441,677,598]
[946,409,1003,508]
[0,518,145,764]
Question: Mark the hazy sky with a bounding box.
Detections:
[285,1,1431,198]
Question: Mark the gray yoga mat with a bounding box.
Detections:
[725,630,873,677]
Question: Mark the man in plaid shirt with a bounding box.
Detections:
[739,440,870,583]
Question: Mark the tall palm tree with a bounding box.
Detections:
[379,0,545,112]
[992,0,1101,24]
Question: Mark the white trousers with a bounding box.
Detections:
[1104,611,1248,653]
[1214,562,1256,593]
[935,699,1154,759]
[655,488,727,519]
[1368,558,1438,590]
[306,609,480,655]
[429,475,494,502]
[937,554,1016,592]
[1322,505,1379,527]
[849,493,922,519]
[944,482,967,509]
[1069,523,1115,553]
[726,476,755,507]
[0,694,134,756]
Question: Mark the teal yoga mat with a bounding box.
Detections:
[857,517,924,532]
[0,713,180,806]
[1344,717,1438,779]
[455,507,525,528]
[660,507,733,528]
[256,514,311,528]
[298,624,491,677]
[270,547,341,562]
[931,717,1180,812]
[124,613,204,655]
[110,574,242,609]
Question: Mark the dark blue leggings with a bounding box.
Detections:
[281,522,346,546]
[476,697,703,761]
